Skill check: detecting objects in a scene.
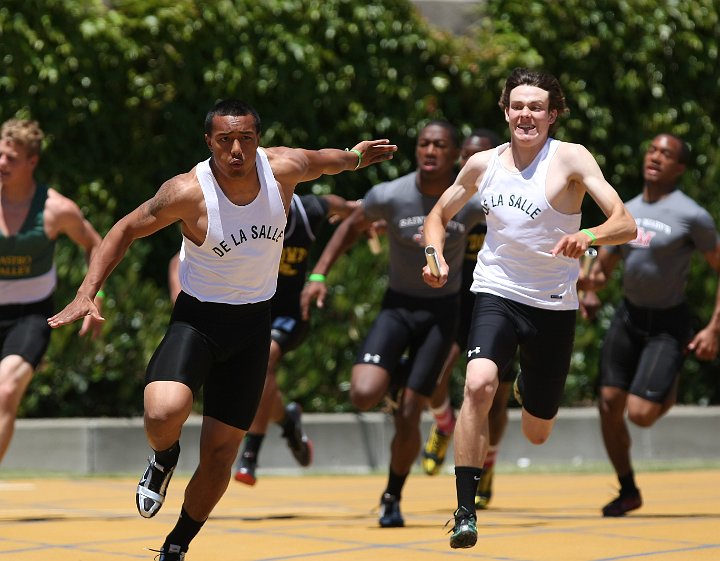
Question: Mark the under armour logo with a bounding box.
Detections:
[467,346,482,358]
[363,353,381,364]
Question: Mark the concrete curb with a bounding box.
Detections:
[4,406,719,475]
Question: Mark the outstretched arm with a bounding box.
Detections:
[300,205,372,319]
[48,177,189,328]
[269,139,397,192]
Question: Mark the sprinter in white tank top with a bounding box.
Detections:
[48,99,397,561]
[421,68,637,550]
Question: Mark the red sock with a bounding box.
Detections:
[483,446,498,470]
[431,399,456,434]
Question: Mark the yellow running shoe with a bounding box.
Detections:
[421,423,451,476]
[475,465,494,509]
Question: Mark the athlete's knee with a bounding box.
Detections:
[0,381,20,409]
[349,386,377,410]
[598,386,627,417]
[463,368,497,407]
[200,439,241,470]
[521,414,554,445]
[350,365,386,410]
[525,431,550,445]
[627,407,660,428]
[0,371,32,411]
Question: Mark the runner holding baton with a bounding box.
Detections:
[425,245,442,277]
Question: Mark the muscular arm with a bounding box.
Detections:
[267,139,397,204]
[48,175,195,327]
[551,144,637,258]
[45,189,104,336]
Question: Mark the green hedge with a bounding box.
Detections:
[2,0,718,417]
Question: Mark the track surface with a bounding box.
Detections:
[1,470,719,560]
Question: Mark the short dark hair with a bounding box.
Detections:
[498,68,568,116]
[421,119,460,148]
[466,128,502,148]
[662,133,690,165]
[204,99,261,136]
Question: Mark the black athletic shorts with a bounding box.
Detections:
[466,293,576,420]
[355,289,459,397]
[599,298,692,403]
[0,296,54,368]
[270,295,309,354]
[462,292,516,383]
[456,283,475,350]
[146,291,271,430]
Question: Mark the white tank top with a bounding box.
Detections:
[471,139,582,310]
[179,148,287,304]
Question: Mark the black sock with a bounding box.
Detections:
[164,507,205,552]
[384,468,408,499]
[618,471,638,495]
[455,466,483,514]
[154,441,180,468]
[242,433,265,458]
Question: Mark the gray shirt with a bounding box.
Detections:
[363,171,486,298]
[608,189,717,308]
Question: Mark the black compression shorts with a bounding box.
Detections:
[0,296,54,368]
[599,299,692,403]
[355,289,459,397]
[466,293,576,420]
[146,291,271,430]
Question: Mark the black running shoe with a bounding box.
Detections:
[379,492,404,527]
[602,489,642,517]
[447,506,477,549]
[136,455,176,518]
[281,402,313,467]
[149,544,186,561]
[234,450,258,486]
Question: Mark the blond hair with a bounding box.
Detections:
[1,119,45,157]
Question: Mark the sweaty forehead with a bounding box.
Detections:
[509,85,549,104]
[211,114,256,135]
[651,134,680,152]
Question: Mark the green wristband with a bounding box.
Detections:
[580,228,597,243]
[308,273,326,283]
[345,148,363,170]
[95,289,106,299]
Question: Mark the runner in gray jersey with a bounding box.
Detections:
[302,121,485,528]
[584,133,720,518]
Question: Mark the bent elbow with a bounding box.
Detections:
[624,220,638,243]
